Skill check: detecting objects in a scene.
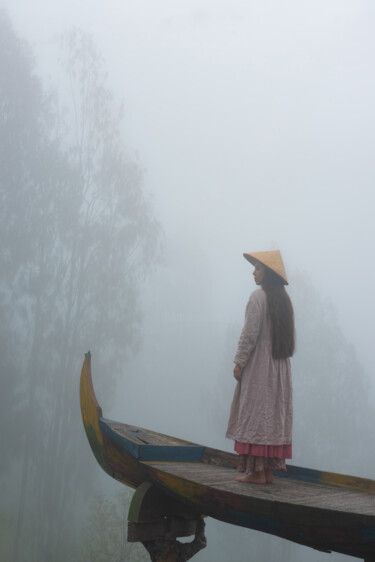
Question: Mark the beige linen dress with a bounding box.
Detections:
[226,289,293,448]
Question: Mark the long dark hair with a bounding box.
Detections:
[262,267,295,359]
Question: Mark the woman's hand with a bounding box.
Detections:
[233,364,242,381]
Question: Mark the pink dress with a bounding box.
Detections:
[226,289,293,473]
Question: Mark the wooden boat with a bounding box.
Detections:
[80,353,375,560]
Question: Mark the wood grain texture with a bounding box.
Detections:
[143,462,375,516]
[79,354,375,560]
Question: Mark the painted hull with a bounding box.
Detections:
[80,354,375,559]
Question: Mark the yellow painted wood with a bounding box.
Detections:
[156,470,203,506]
[320,471,375,494]
[79,353,103,446]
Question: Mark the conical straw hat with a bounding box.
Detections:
[243,250,288,285]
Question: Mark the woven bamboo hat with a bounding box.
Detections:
[243,250,288,285]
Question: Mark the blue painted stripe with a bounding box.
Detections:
[274,465,324,483]
[139,445,204,462]
[360,527,375,542]
[99,418,203,462]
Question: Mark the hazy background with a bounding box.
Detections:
[1,1,374,561]
[7,0,375,376]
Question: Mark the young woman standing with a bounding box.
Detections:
[226,250,295,484]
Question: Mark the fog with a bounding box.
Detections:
[1,1,375,561]
[5,1,375,373]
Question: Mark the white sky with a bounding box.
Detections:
[3,0,375,381]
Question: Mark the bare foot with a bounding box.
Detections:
[265,469,274,484]
[237,454,246,473]
[236,470,267,484]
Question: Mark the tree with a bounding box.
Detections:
[0,12,161,561]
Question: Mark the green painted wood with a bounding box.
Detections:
[128,482,155,522]
[128,481,199,523]
[80,354,375,560]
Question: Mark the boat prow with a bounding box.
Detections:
[79,353,375,560]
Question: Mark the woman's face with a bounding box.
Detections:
[253,262,265,285]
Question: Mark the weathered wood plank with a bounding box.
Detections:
[201,447,238,468]
[143,462,375,517]
[80,354,375,560]
[108,422,200,447]
[102,421,204,462]
[278,464,375,494]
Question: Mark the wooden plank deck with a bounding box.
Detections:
[143,461,375,517]
[104,421,204,462]
[108,423,194,446]
[80,356,375,559]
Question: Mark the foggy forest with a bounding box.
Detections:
[1,1,375,561]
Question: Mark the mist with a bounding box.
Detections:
[1,1,374,561]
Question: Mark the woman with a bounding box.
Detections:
[226,250,295,484]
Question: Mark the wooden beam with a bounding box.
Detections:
[130,518,206,562]
[128,517,197,542]
[127,482,206,561]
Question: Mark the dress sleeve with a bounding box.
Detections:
[233,292,263,368]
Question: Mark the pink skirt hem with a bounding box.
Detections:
[234,441,292,459]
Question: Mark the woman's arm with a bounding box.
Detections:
[233,364,242,381]
[233,292,263,370]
